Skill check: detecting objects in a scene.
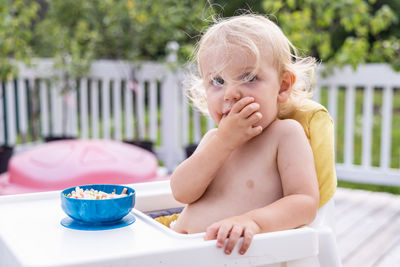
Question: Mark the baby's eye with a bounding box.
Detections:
[248,76,257,82]
[243,74,257,82]
[211,77,224,86]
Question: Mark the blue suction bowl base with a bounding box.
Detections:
[61,213,136,231]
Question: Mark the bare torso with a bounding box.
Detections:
[174,120,284,234]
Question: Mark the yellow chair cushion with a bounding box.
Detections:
[281,99,337,207]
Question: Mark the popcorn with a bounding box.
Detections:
[66,186,130,199]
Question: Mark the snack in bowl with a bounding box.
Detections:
[61,184,135,224]
[66,186,130,199]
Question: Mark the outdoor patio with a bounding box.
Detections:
[1,58,400,267]
[334,188,400,267]
[1,1,400,266]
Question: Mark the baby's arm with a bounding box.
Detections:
[170,128,231,204]
[249,120,320,230]
[205,120,319,254]
[170,97,263,204]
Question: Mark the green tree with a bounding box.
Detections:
[31,0,214,66]
[211,0,265,17]
[0,0,39,80]
[262,0,400,70]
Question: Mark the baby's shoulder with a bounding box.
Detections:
[267,119,306,139]
[270,118,304,132]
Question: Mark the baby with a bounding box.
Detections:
[170,14,329,255]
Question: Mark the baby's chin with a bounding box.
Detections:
[261,118,279,129]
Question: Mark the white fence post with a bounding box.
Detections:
[67,88,78,137]
[113,79,123,141]
[17,79,28,140]
[124,80,134,140]
[39,80,49,137]
[149,81,158,142]
[361,85,373,168]
[101,78,111,139]
[5,81,17,145]
[136,80,145,140]
[161,70,182,171]
[344,85,355,166]
[0,85,4,144]
[381,86,393,169]
[161,42,183,171]
[91,79,100,139]
[79,78,89,139]
[50,80,63,137]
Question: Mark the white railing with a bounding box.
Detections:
[0,58,186,170]
[1,60,399,186]
[314,64,400,186]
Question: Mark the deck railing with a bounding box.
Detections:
[314,64,400,186]
[1,59,399,186]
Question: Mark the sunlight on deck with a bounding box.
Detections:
[335,188,400,267]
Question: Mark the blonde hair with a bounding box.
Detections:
[186,14,317,117]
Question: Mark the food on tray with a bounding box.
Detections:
[66,186,130,200]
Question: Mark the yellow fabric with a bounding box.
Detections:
[281,99,337,207]
[155,213,180,228]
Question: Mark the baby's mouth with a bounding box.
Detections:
[222,103,233,116]
[222,108,231,117]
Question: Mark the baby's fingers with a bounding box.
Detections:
[239,228,255,255]
[248,112,262,125]
[230,97,254,114]
[224,225,243,255]
[249,125,263,137]
[240,102,260,118]
[216,224,232,248]
[204,223,219,241]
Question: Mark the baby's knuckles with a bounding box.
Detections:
[216,101,262,150]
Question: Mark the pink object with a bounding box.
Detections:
[0,139,167,195]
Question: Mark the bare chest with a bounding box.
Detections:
[175,131,284,233]
[205,141,282,205]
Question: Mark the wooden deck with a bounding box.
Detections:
[334,188,400,267]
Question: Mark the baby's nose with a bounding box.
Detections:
[224,84,241,102]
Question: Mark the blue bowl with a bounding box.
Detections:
[61,184,135,224]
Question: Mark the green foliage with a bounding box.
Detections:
[1,0,213,80]
[262,0,400,70]
[126,0,215,61]
[0,0,39,80]
[2,0,399,81]
[32,0,212,63]
[211,0,265,16]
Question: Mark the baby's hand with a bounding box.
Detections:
[204,214,261,255]
[216,97,263,150]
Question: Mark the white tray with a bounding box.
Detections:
[0,181,319,267]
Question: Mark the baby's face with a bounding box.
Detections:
[200,46,282,130]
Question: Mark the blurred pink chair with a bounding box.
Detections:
[0,139,168,195]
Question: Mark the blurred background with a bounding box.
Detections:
[1,0,399,192]
[1,2,400,265]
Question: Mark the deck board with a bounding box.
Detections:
[334,188,400,267]
[375,238,400,267]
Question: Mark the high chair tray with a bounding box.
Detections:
[0,181,319,267]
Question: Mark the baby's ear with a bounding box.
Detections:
[277,71,295,103]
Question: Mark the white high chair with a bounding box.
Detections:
[0,180,342,267]
[134,180,343,267]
